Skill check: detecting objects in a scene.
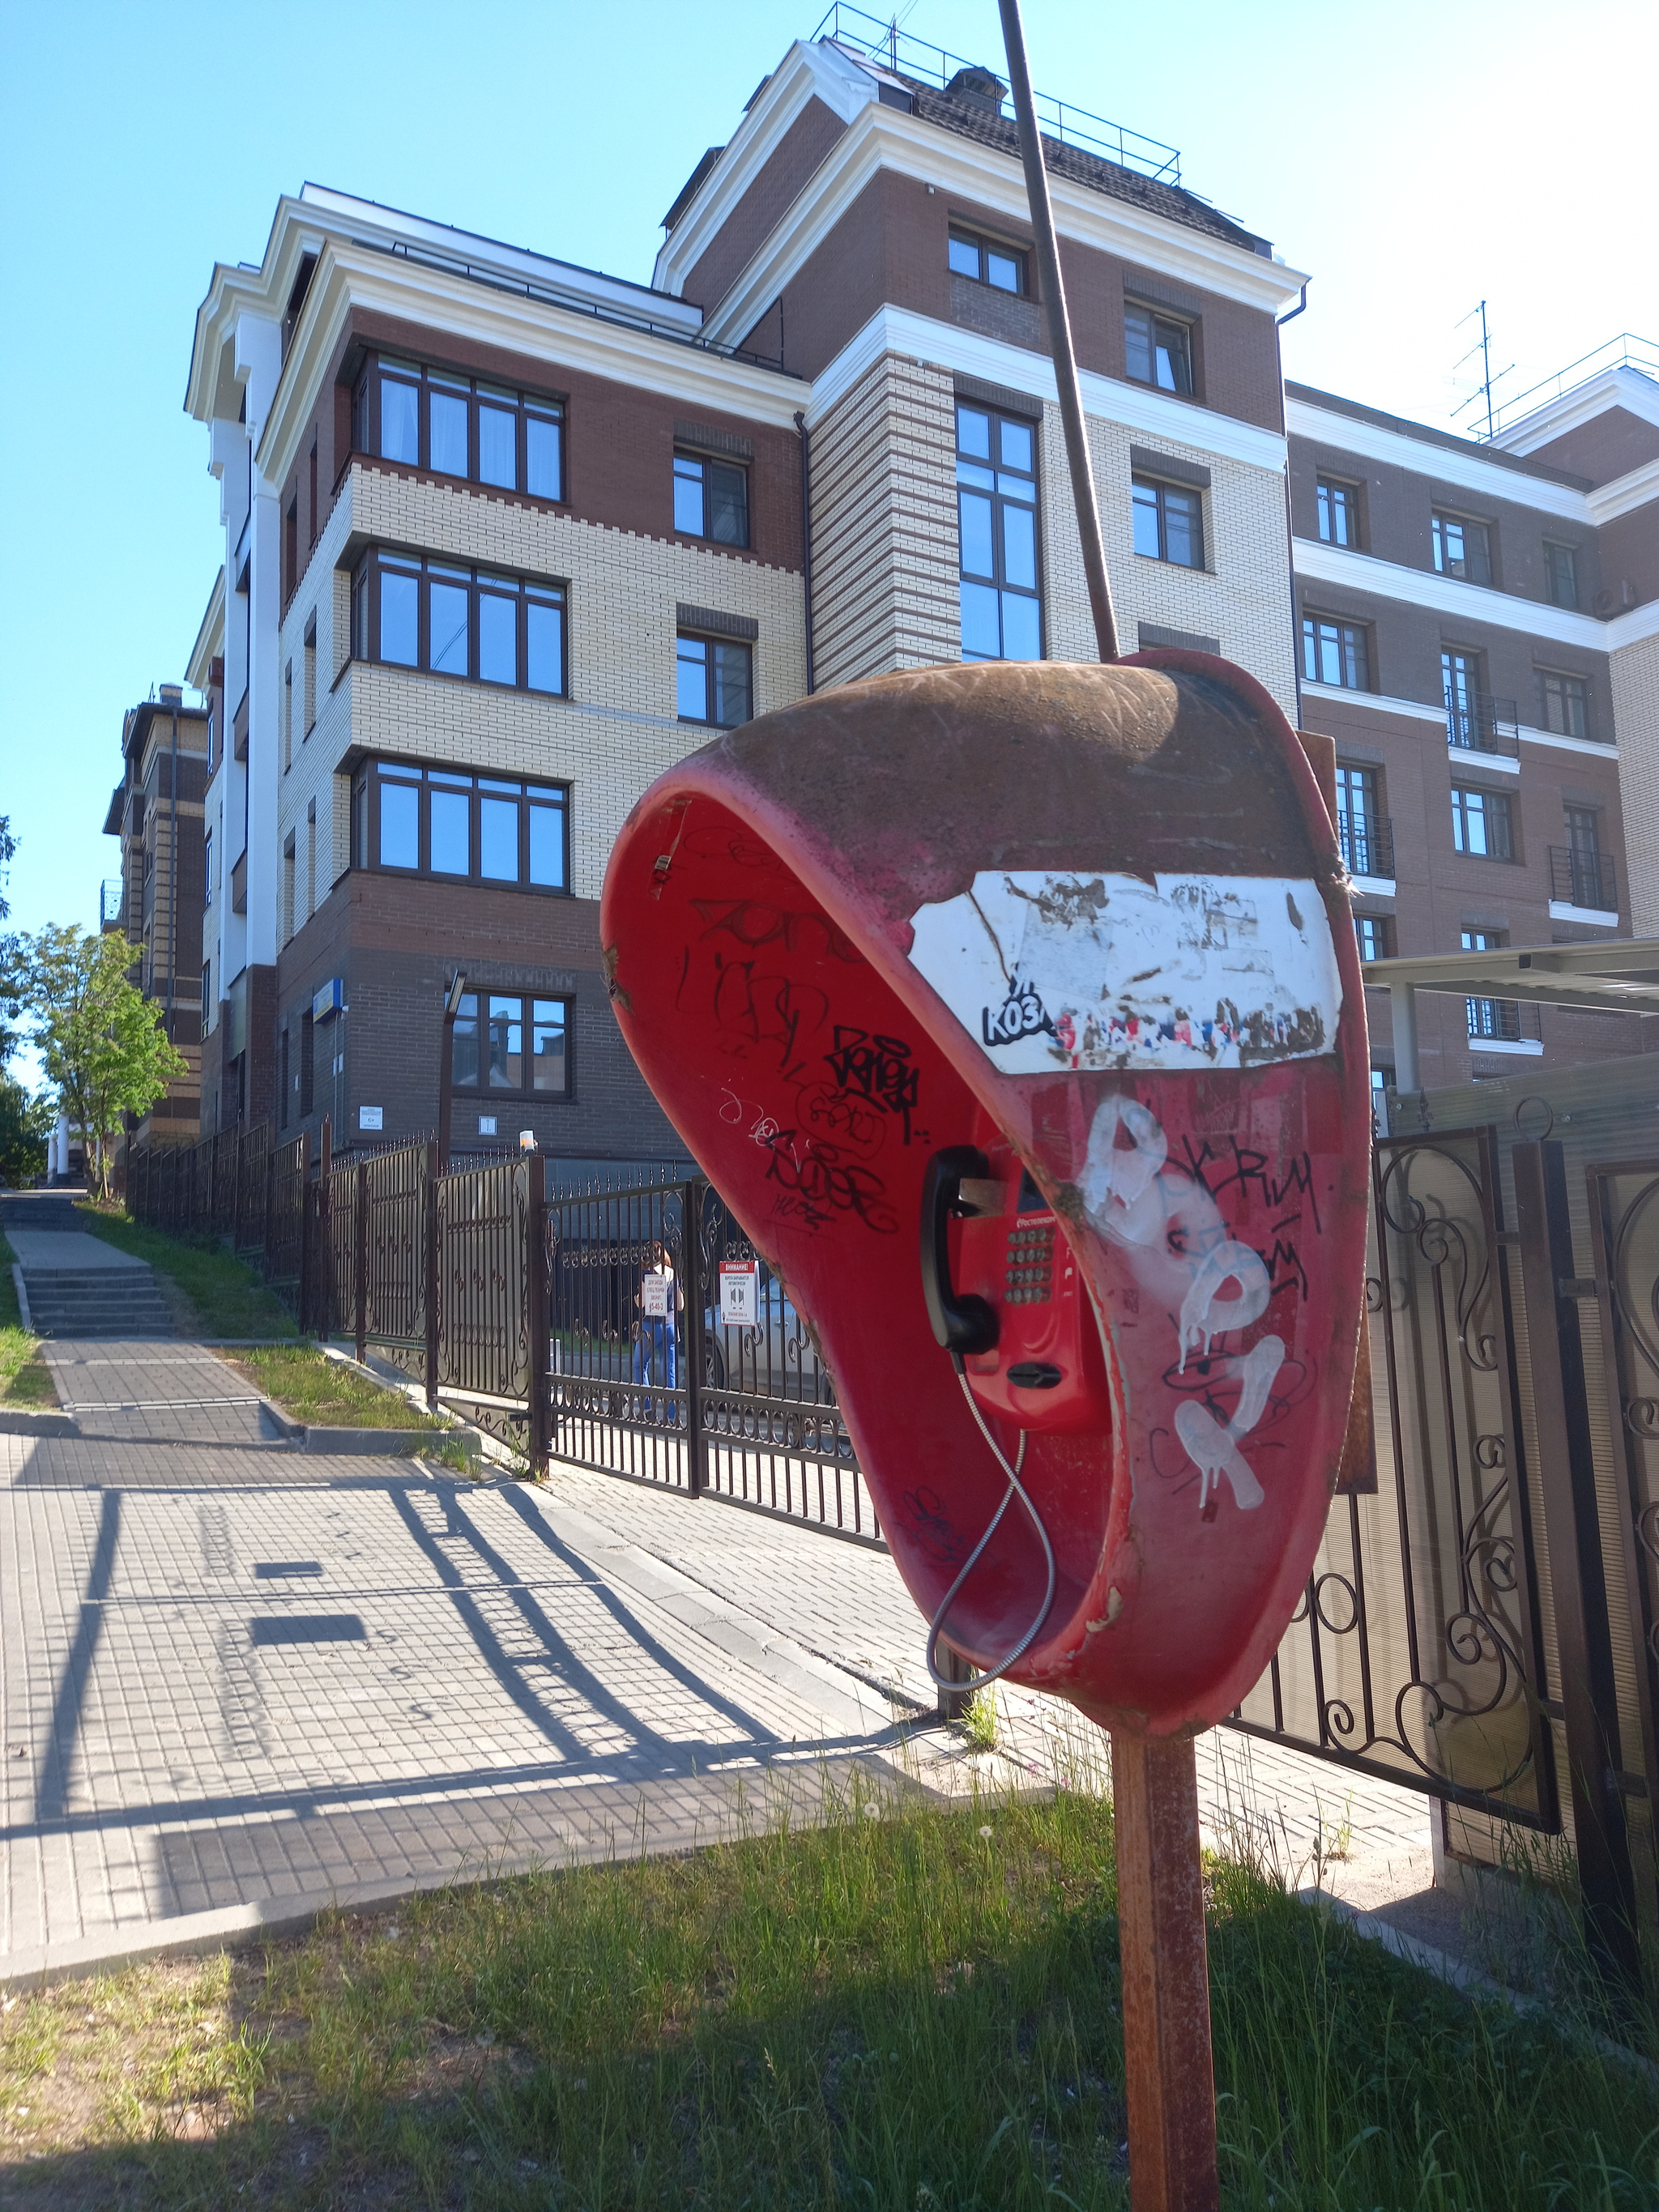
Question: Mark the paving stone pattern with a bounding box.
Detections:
[1,1323,1431,1978]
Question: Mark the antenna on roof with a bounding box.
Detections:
[1451,300,1515,443]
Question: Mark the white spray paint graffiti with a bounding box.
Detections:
[1077,1095,1284,1513]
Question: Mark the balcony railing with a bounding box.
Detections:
[100,878,125,928]
[1446,691,1520,756]
[1340,816,1395,880]
[1549,846,1618,913]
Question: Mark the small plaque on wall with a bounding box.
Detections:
[359,1105,383,1131]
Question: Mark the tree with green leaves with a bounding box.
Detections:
[0,1075,53,1187]
[25,925,188,1200]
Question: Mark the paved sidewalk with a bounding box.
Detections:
[2,1326,1431,1988]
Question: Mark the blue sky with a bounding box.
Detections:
[0,0,1652,955]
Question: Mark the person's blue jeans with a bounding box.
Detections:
[635,1318,677,1388]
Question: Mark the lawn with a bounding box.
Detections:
[228,1341,453,1434]
[2,1782,1655,2209]
[0,1233,56,1408]
[73,1201,299,1340]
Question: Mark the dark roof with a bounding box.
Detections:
[902,78,1272,258]
[1286,381,1593,491]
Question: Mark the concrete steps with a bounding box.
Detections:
[20,1268,175,1340]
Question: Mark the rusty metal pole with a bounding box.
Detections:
[998,6,1214,2199]
[996,0,1120,663]
[1111,1737,1220,2212]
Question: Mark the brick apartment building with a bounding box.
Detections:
[168,13,1657,1161]
[1289,350,1659,1100]
[102,683,211,1144]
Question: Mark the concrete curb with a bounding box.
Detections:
[0,1409,79,1437]
[1299,1885,1659,2083]
[11,1263,33,1331]
[257,1399,433,1455]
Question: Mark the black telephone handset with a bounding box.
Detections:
[919,1147,998,1358]
[920,1143,1113,1436]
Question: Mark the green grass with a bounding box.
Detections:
[3,1781,1656,2208]
[229,1341,452,1433]
[72,1200,299,1339]
[0,1232,57,1408]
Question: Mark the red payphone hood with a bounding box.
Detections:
[599,653,1370,1736]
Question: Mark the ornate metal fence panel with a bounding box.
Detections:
[360,1142,429,1355]
[543,1178,882,1545]
[1232,1127,1559,1827]
[437,1159,532,1421]
[265,1135,308,1293]
[545,1181,691,1490]
[693,1183,878,1541]
[324,1161,357,1336]
[1587,1161,1659,1924]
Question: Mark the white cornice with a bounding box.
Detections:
[258,241,805,492]
[186,569,227,690]
[1518,722,1618,759]
[652,40,877,293]
[1608,597,1659,651]
[1495,364,1659,458]
[1287,397,1592,525]
[808,304,1287,473]
[702,98,1304,355]
[1293,537,1610,649]
[1589,454,1659,524]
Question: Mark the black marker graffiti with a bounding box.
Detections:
[822,1027,920,1143]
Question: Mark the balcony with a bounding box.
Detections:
[1549,846,1618,915]
[1340,816,1395,882]
[1445,691,1520,757]
[99,877,125,931]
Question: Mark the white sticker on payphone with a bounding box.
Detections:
[719,1261,760,1326]
[907,869,1341,1074]
[642,1272,672,1318]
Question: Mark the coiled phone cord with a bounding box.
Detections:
[924,1360,1059,1694]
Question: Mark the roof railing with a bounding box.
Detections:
[1488,333,1659,438]
[812,2,1181,184]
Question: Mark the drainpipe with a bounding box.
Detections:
[794,410,815,694]
[165,689,180,1042]
[1276,283,1311,730]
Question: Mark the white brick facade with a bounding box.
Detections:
[277,462,806,913]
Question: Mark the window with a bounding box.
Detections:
[1316,477,1361,548]
[1544,541,1579,609]
[280,1029,290,1129]
[1302,613,1370,690]
[305,802,316,923]
[1124,303,1193,394]
[676,633,753,727]
[203,830,212,907]
[948,228,1026,294]
[282,836,295,945]
[1537,668,1590,739]
[282,661,293,772]
[284,497,297,601]
[1442,649,1482,748]
[451,992,571,1097]
[350,550,565,695]
[202,957,211,1025]
[1462,927,1519,1041]
[672,451,748,547]
[303,617,317,735]
[300,1009,314,1117]
[1337,765,1388,878]
[1132,475,1205,568]
[351,760,569,892]
[1431,509,1492,586]
[957,403,1041,662]
[1354,914,1392,961]
[308,437,318,548]
[353,354,565,501]
[1451,785,1513,860]
[1563,803,1607,909]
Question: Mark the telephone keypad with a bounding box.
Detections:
[1004,1219,1056,1306]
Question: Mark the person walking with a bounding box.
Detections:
[634,1240,682,1396]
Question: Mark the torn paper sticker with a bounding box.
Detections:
[906,871,1341,1074]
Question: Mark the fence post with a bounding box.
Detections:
[1512,1136,1643,2007]
[681,1178,707,1497]
[318,1116,333,1338]
[296,1132,311,1334]
[424,1140,441,1409]
[525,1150,550,1473]
[354,1160,369,1366]
[263,1137,275,1273]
